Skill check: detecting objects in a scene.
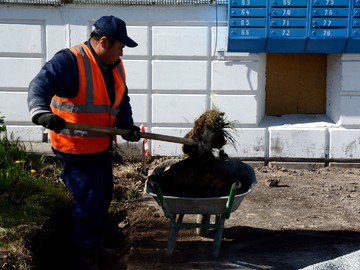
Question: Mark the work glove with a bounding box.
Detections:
[120,124,141,142]
[37,113,66,134]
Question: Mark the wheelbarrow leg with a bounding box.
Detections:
[166,214,184,256]
[212,214,225,258]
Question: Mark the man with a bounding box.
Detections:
[28,15,140,269]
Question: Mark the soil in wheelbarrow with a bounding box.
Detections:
[146,108,250,198]
[147,158,252,197]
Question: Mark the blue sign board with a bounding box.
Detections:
[228,0,359,53]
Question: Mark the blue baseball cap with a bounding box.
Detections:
[94,15,138,47]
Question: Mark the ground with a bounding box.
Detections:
[2,157,360,269]
[114,158,360,269]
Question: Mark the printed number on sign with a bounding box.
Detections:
[241,29,250,35]
[282,29,290,36]
[323,30,331,36]
[241,20,250,26]
[324,9,333,16]
[283,9,291,16]
[241,9,250,15]
[323,20,332,26]
[283,0,291,5]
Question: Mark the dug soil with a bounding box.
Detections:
[7,157,360,270]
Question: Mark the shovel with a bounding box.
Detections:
[65,122,195,145]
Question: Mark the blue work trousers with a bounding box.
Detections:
[58,151,114,249]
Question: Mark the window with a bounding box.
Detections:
[265,53,326,115]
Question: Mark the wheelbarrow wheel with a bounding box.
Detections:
[196,214,211,236]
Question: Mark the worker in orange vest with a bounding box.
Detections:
[28,15,140,270]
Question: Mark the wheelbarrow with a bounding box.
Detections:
[145,159,257,257]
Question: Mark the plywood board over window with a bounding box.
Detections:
[265,54,326,116]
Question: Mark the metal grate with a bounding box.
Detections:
[0,0,227,5]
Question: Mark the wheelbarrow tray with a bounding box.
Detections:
[146,184,254,215]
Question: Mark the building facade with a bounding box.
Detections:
[1,2,360,161]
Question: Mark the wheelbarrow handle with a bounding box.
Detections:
[223,181,242,219]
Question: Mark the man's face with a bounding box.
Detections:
[100,37,125,64]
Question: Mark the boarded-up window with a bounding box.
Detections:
[265,54,326,116]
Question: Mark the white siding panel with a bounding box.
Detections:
[126,26,149,56]
[151,127,190,156]
[128,94,148,124]
[0,22,43,54]
[0,58,43,88]
[46,24,68,59]
[339,95,360,126]
[123,60,148,90]
[211,26,228,53]
[6,126,44,142]
[152,94,206,123]
[269,128,327,159]
[212,60,259,91]
[224,128,266,158]
[0,92,30,122]
[153,26,208,57]
[68,23,90,47]
[152,60,207,90]
[329,128,360,159]
[212,95,258,124]
[342,61,360,91]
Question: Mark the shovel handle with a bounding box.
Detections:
[65,122,194,145]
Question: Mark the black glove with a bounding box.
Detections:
[37,113,66,133]
[120,124,141,142]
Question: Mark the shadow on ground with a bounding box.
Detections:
[25,206,129,270]
[128,225,360,270]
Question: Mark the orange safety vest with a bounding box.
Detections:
[50,42,126,154]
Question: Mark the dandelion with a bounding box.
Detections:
[30,169,36,174]
[15,160,25,164]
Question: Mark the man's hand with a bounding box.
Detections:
[120,124,141,142]
[37,113,66,133]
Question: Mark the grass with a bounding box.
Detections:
[0,134,71,268]
[0,137,70,228]
[201,107,238,146]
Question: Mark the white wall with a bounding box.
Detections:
[1,4,360,161]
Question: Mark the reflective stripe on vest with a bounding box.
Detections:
[49,42,126,154]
